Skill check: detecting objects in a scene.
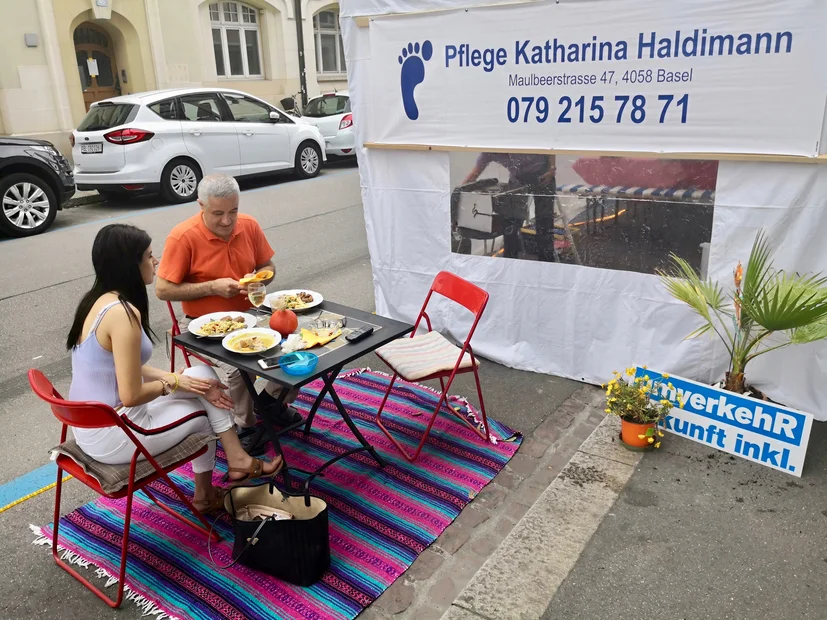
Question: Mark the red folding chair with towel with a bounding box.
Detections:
[374,271,490,461]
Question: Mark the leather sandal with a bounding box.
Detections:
[222,456,283,487]
[192,488,227,516]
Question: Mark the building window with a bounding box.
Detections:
[209,2,262,78]
[313,9,345,75]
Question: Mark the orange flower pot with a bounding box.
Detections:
[620,419,655,449]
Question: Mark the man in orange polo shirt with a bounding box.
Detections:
[156,174,298,455]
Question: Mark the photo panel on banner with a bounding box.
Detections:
[450,153,717,277]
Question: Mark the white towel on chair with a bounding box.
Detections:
[376,331,478,381]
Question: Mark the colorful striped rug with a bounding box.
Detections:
[32,369,521,620]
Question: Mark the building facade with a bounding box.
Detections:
[1,0,348,156]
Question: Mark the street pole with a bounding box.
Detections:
[293,0,308,109]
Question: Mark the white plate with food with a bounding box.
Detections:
[221,328,281,356]
[188,312,257,338]
[263,289,323,311]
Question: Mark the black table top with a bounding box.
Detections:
[173,301,413,390]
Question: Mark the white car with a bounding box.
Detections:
[71,88,326,203]
[295,92,355,158]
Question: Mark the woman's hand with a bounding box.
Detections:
[176,373,214,396]
[175,372,234,409]
[203,382,233,410]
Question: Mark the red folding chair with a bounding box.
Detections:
[28,369,219,609]
[166,301,213,372]
[375,271,490,461]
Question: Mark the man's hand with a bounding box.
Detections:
[462,164,484,186]
[539,168,557,186]
[212,278,244,298]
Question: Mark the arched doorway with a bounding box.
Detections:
[73,23,120,110]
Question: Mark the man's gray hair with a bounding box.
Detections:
[197,173,240,205]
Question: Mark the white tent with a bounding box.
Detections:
[340,0,827,420]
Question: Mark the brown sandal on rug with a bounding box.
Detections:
[192,488,227,516]
[223,456,283,487]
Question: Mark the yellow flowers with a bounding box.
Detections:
[662,373,670,379]
[638,434,646,439]
[654,442,661,449]
[657,431,665,437]
[605,369,672,446]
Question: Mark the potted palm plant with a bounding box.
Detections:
[604,368,677,450]
[660,231,827,394]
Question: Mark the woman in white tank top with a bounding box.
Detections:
[67,224,282,514]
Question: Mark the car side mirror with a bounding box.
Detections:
[269,110,280,123]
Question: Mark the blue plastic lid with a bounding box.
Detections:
[279,351,319,375]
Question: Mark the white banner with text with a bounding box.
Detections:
[368,0,827,156]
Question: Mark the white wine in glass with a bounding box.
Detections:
[247,282,266,323]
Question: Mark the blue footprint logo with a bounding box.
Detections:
[398,41,433,121]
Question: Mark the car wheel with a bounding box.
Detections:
[161,158,201,203]
[295,142,322,179]
[0,173,58,237]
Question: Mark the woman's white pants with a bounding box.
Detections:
[75,366,233,474]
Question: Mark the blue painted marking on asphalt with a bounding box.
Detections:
[0,168,356,243]
[0,462,59,507]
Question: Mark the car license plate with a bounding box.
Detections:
[80,143,103,154]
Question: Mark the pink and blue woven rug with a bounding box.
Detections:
[33,369,521,619]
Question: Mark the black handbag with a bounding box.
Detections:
[209,482,330,586]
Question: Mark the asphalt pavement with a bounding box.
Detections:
[542,423,827,620]
[0,160,582,619]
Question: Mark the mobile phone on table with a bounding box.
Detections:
[258,356,282,370]
[345,326,374,343]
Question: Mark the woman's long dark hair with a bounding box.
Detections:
[67,224,157,349]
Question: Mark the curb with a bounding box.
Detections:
[442,415,643,620]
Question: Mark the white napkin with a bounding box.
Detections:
[280,334,307,354]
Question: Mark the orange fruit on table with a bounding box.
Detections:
[239,270,274,285]
[269,309,298,338]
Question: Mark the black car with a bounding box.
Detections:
[0,137,75,237]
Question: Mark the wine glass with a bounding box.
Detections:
[247,282,267,325]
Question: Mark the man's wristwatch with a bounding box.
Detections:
[159,378,172,396]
